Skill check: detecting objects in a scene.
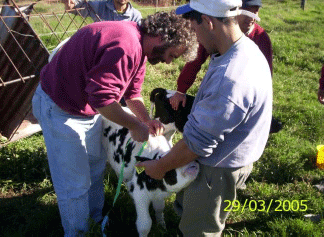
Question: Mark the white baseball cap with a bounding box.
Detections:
[176,0,260,21]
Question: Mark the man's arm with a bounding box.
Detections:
[126,97,164,136]
[260,33,273,75]
[319,65,324,90]
[176,43,209,93]
[97,101,149,142]
[318,89,324,105]
[170,44,209,110]
[63,0,95,19]
[126,97,151,123]
[136,139,198,180]
[252,29,273,75]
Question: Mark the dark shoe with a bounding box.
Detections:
[270,117,283,134]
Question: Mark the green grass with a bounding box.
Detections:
[30,1,95,50]
[1,0,324,236]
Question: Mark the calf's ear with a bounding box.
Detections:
[135,156,151,162]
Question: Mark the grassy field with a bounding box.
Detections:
[1,0,324,236]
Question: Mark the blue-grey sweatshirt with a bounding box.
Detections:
[183,35,273,168]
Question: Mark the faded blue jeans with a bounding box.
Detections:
[32,85,107,236]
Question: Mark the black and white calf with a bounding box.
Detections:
[102,107,199,237]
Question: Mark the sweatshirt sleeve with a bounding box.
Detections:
[131,8,143,25]
[85,46,136,108]
[250,25,273,75]
[73,1,103,22]
[74,0,92,18]
[177,44,209,93]
[258,31,273,75]
[123,59,146,100]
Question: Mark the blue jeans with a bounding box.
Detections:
[32,85,107,236]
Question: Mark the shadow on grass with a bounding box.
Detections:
[0,143,181,237]
[0,135,64,236]
[0,135,50,185]
[0,187,63,237]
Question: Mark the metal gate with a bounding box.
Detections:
[0,0,99,146]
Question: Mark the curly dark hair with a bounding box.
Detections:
[141,11,198,62]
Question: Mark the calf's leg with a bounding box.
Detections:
[152,198,166,229]
[133,196,152,237]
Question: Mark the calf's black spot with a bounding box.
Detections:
[108,127,128,146]
[164,169,177,186]
[136,172,166,192]
[109,127,135,166]
[103,126,112,137]
[135,153,178,191]
[113,151,121,164]
[129,183,134,193]
[123,141,135,165]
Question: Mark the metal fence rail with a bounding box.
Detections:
[0,0,100,143]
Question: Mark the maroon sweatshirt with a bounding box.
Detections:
[41,21,146,116]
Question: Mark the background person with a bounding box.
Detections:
[64,0,142,24]
[32,11,198,236]
[318,65,324,104]
[137,0,273,236]
[50,0,142,63]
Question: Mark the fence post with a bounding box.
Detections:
[301,0,306,10]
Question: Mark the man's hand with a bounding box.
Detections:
[129,122,149,142]
[318,88,324,104]
[97,101,150,142]
[136,159,166,180]
[136,139,198,180]
[145,119,164,136]
[169,91,187,110]
[63,0,76,10]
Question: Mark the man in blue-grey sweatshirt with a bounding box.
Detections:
[137,0,273,236]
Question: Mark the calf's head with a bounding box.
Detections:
[150,88,195,133]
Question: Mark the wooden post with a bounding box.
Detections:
[301,0,306,10]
